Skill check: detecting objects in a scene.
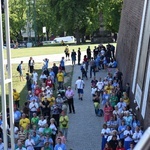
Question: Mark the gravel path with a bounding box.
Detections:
[66,65,109,150]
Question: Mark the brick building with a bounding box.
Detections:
[116,0,150,128]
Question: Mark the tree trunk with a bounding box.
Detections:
[46,30,49,41]
[81,34,86,43]
[75,28,80,45]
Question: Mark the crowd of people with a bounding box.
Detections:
[85,44,143,150]
[0,43,143,150]
[1,55,71,149]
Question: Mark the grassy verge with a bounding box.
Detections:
[4,43,116,58]
[0,62,74,111]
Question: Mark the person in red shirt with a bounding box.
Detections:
[34,85,42,97]
[116,140,125,150]
[83,55,89,72]
[104,142,113,150]
[45,76,53,88]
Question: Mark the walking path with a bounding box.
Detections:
[66,65,109,150]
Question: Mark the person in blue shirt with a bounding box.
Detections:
[14,106,21,127]
[60,57,66,75]
[32,131,41,150]
[54,138,66,150]
[42,58,49,71]
[18,61,24,81]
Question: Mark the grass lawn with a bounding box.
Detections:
[1,62,73,110]
[1,43,116,110]
[4,43,116,58]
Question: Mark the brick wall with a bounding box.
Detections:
[116,0,144,87]
[116,0,146,125]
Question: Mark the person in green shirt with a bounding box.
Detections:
[109,92,118,108]
[59,111,69,140]
[31,113,39,128]
[43,123,52,136]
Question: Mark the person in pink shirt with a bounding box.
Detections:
[104,102,113,122]
[65,86,75,114]
[56,130,66,144]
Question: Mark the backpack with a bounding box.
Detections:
[80,66,85,72]
[17,65,20,72]
[97,109,104,117]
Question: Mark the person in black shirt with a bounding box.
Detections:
[52,63,59,80]
[109,135,118,150]
[86,46,91,60]
[77,47,81,65]
[28,57,35,73]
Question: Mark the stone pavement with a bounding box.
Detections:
[66,65,109,150]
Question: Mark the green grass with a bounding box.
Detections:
[1,43,117,110]
[1,62,74,110]
[4,43,116,58]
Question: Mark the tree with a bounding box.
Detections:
[9,0,27,41]
[34,0,58,41]
[101,0,123,33]
[50,0,102,44]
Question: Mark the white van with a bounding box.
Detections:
[53,36,75,43]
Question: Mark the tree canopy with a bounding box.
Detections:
[2,0,123,43]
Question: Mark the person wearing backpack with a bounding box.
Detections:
[17,61,24,81]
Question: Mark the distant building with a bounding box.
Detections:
[116,0,150,128]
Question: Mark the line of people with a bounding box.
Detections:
[0,55,78,149]
[86,44,144,150]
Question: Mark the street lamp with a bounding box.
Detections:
[26,0,36,46]
[26,1,30,42]
[31,0,37,46]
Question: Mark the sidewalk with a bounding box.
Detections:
[66,65,109,150]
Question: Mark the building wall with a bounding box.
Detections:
[116,0,144,87]
[116,0,150,128]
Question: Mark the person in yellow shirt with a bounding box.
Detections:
[57,70,64,89]
[48,93,55,107]
[122,92,130,107]
[13,89,20,108]
[104,83,114,94]
[19,113,30,130]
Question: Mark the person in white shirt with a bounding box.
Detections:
[32,70,38,82]
[39,72,47,83]
[100,48,105,56]
[132,126,143,144]
[38,115,47,133]
[101,123,111,150]
[75,76,85,100]
[49,118,57,146]
[107,130,120,142]
[124,125,133,138]
[96,78,104,91]
[29,99,39,117]
[91,86,97,97]
[117,98,127,113]
[25,134,35,150]
[96,77,104,99]
[0,138,4,150]
[28,57,35,74]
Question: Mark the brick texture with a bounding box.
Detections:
[116,0,147,125]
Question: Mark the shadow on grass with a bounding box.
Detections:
[0,63,74,112]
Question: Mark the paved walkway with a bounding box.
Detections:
[66,65,109,150]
